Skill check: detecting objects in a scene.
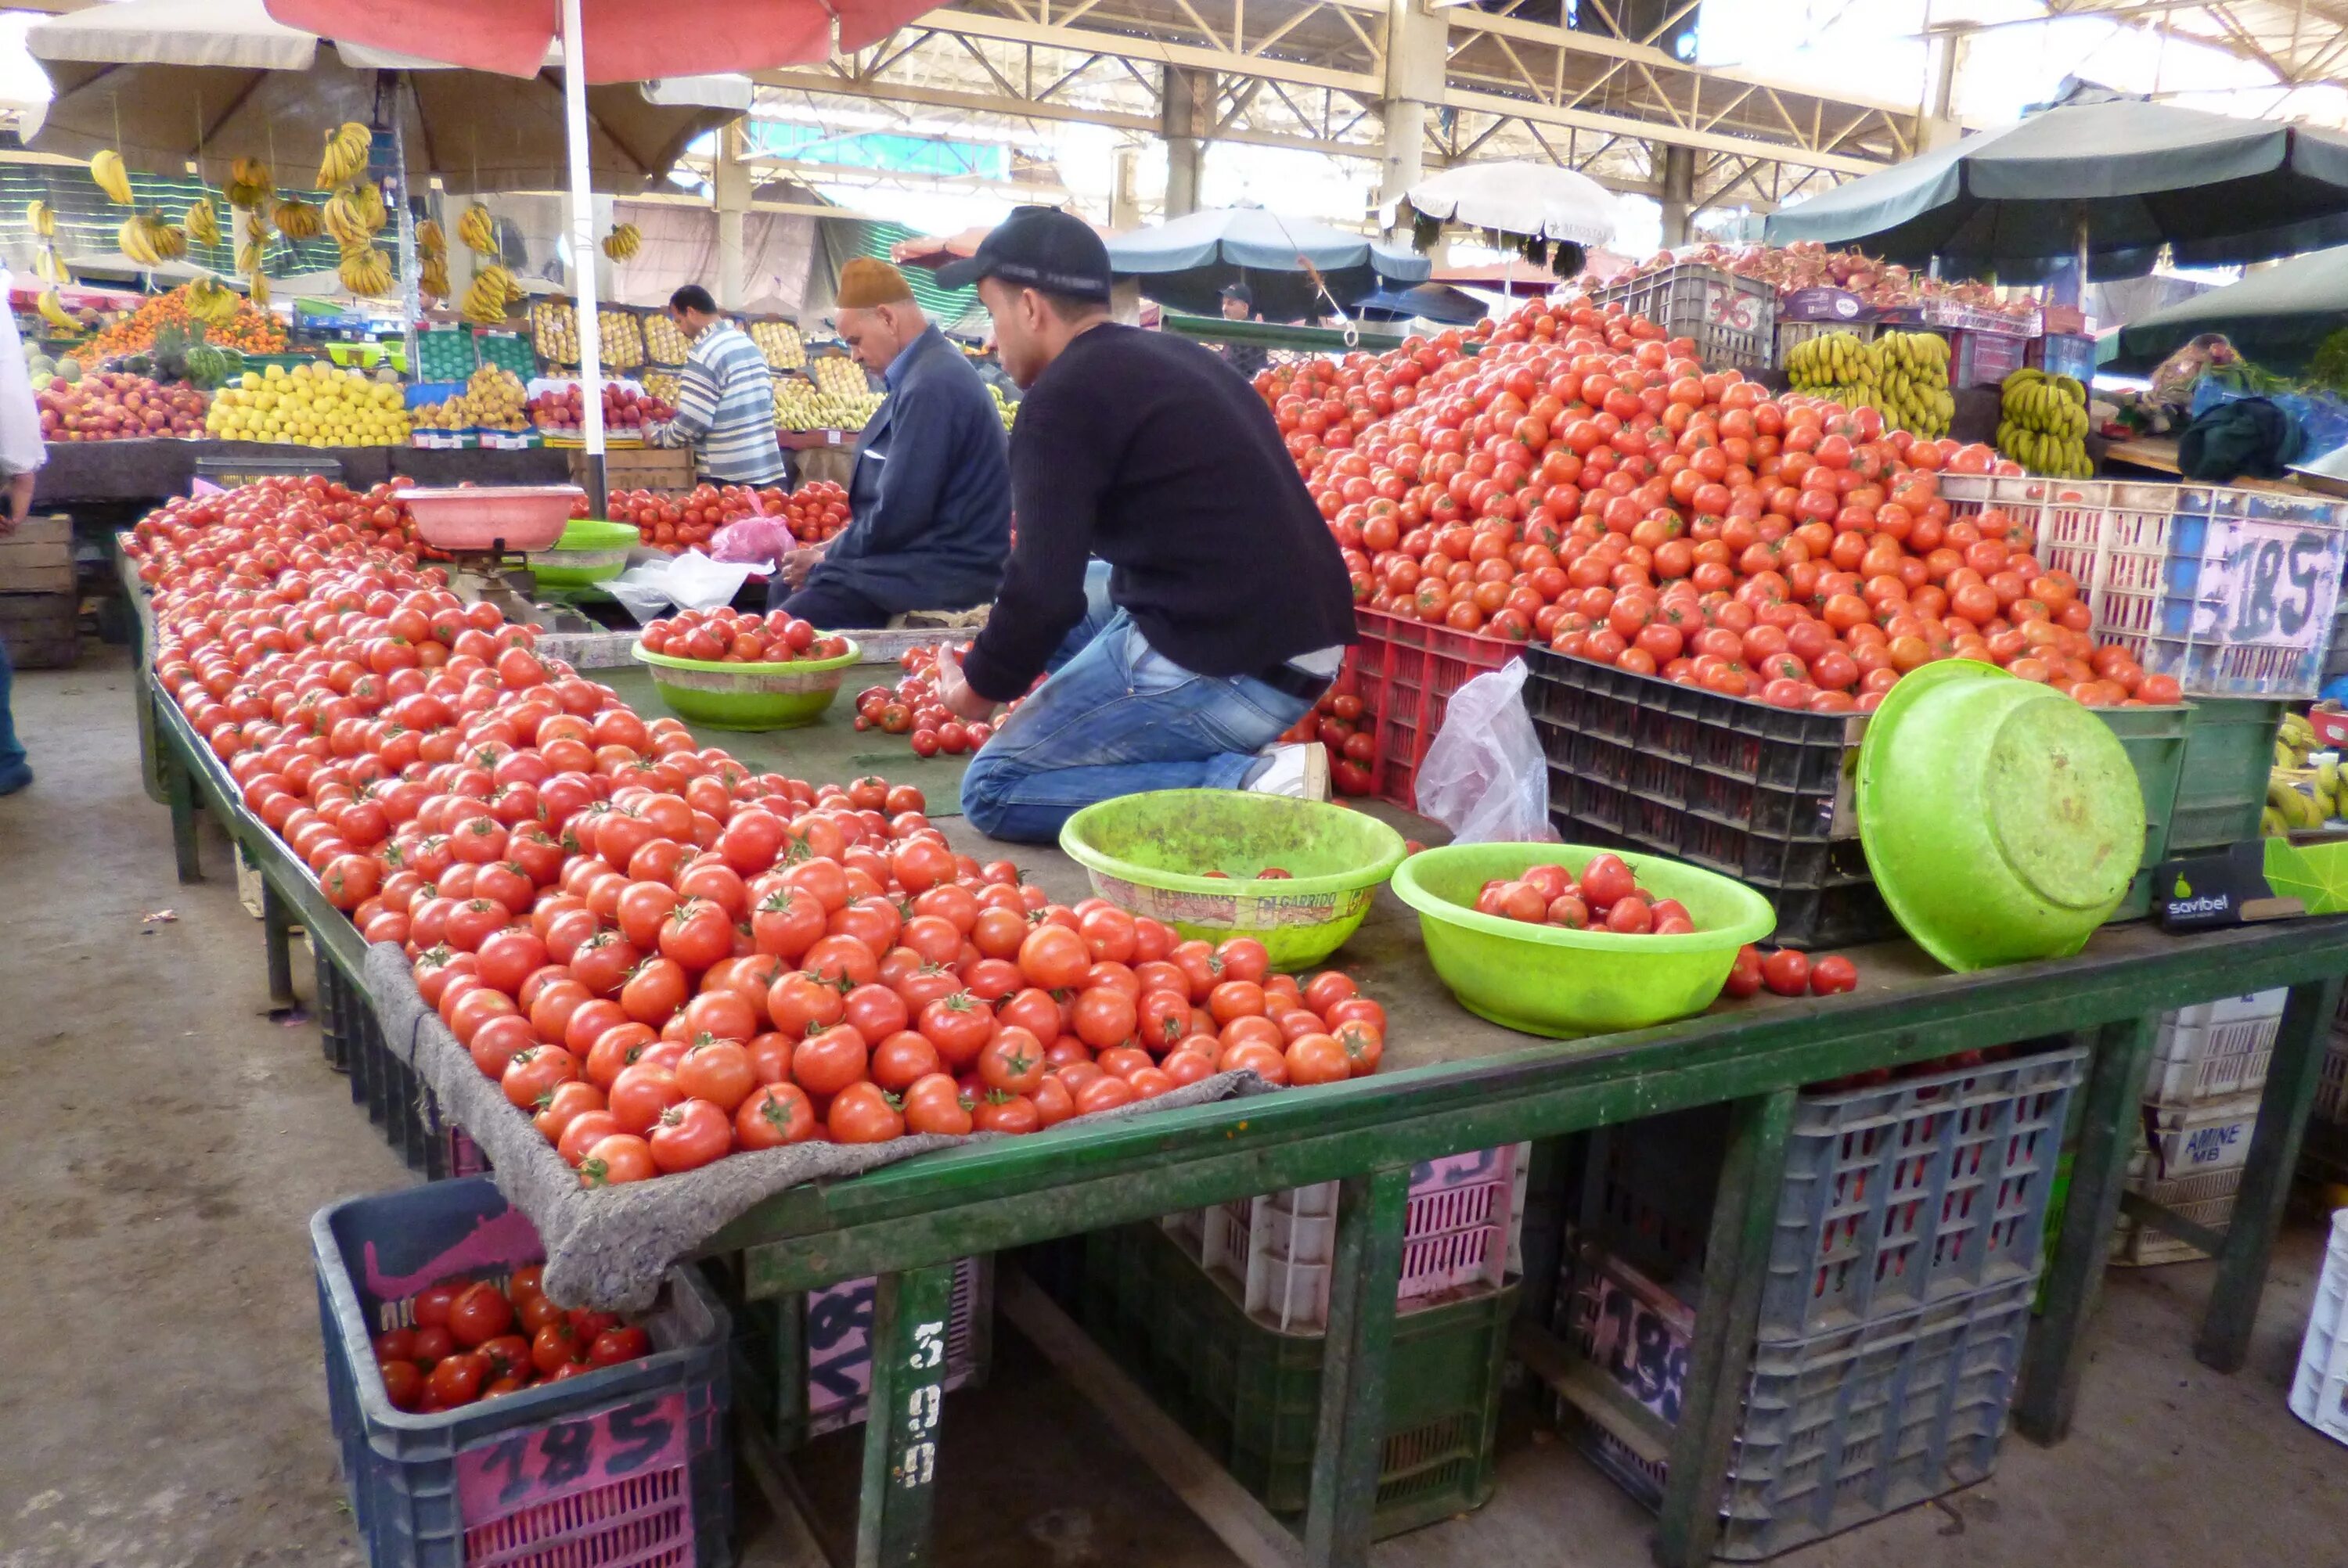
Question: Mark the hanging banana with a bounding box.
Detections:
[457,202,499,257]
[153,221,187,261]
[459,264,518,325]
[416,218,445,258]
[184,197,220,248]
[225,157,272,210]
[600,222,641,262]
[27,200,53,239]
[34,246,65,286]
[316,121,372,189]
[250,271,271,309]
[35,288,74,333]
[420,254,450,301]
[117,214,161,267]
[337,246,393,297]
[90,150,133,205]
[273,199,322,242]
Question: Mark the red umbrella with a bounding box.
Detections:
[265,0,942,81]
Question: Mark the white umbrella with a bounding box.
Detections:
[1403,161,1619,247]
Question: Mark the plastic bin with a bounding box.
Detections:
[1588,262,1776,369]
[1349,606,1525,811]
[2111,1161,2240,1267]
[1948,327,2030,390]
[719,1255,992,1448]
[2169,697,2292,851]
[312,1178,733,1568]
[2145,990,2286,1105]
[2288,1208,2348,1446]
[2318,1033,2348,1124]
[1078,1221,1510,1537]
[1196,1145,1528,1332]
[1553,1243,2035,1560]
[2026,332,2098,384]
[2138,1091,2263,1180]
[193,451,344,488]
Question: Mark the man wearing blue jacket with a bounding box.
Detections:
[772,259,1010,627]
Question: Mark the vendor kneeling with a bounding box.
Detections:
[772,260,1010,627]
[931,207,1357,843]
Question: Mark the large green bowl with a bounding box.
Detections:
[631,639,859,731]
[1390,842,1775,1038]
[1856,659,2142,972]
[1058,790,1407,971]
[528,518,638,587]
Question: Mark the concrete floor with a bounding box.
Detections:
[4,646,2345,1568]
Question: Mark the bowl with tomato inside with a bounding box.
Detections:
[634,609,858,730]
[1059,789,1408,970]
[1391,843,1774,1038]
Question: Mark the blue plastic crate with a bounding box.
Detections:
[312,1178,732,1568]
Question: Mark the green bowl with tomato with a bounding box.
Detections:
[632,639,860,731]
[528,518,639,588]
[1391,842,1774,1038]
[1058,789,1408,971]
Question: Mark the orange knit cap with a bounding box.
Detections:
[837,257,916,309]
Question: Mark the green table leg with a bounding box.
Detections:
[163,746,202,883]
[261,875,300,1012]
[2197,976,2345,1372]
[1654,1088,1795,1568]
[853,1262,959,1568]
[1302,1166,1410,1568]
[2014,1015,2159,1443]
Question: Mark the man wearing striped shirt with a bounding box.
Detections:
[649,285,786,485]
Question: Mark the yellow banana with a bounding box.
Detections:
[151,220,187,261]
[117,216,158,267]
[34,246,63,285]
[274,199,322,241]
[420,254,450,300]
[91,149,132,204]
[249,271,270,309]
[27,200,53,239]
[457,202,499,257]
[316,121,372,188]
[600,222,641,262]
[416,218,445,258]
[225,157,272,210]
[35,288,73,332]
[184,197,219,248]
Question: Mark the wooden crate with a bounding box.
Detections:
[0,516,73,595]
[570,445,695,494]
[0,589,78,669]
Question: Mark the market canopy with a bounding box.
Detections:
[1764,99,2348,278]
[24,0,747,192]
[2112,244,2348,376]
[1105,206,1431,318]
[1403,161,1617,247]
[1343,282,1489,326]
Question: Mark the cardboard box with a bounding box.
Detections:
[0,516,72,595]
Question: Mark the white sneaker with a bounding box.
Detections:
[1246,743,1330,802]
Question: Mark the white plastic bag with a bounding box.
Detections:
[603,550,752,622]
[1412,659,1558,843]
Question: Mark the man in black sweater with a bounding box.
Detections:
[935,207,1357,843]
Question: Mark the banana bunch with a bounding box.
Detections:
[225,157,272,210]
[33,247,65,285]
[459,264,521,325]
[337,246,394,297]
[457,201,499,257]
[600,221,641,262]
[2265,713,2340,836]
[275,199,323,241]
[185,275,240,326]
[316,120,372,188]
[1997,368,2094,478]
[416,218,445,259]
[1873,329,1954,437]
[322,183,385,248]
[34,288,74,332]
[250,271,271,310]
[420,254,450,302]
[91,149,132,205]
[27,200,53,239]
[117,211,183,266]
[236,239,265,275]
[183,196,220,248]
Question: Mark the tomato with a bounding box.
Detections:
[588,1326,651,1367]
[792,1023,871,1095]
[917,992,994,1066]
[903,1073,975,1135]
[1213,937,1269,984]
[380,1359,424,1411]
[658,897,735,969]
[768,970,845,1038]
[1071,1074,1139,1116]
[427,1352,488,1408]
[1071,986,1138,1050]
[531,1320,586,1375]
[502,1045,580,1109]
[1809,955,1859,995]
[1284,1032,1352,1085]
[1302,971,1358,1016]
[1722,944,1764,1000]
[578,1133,657,1187]
[532,1079,607,1144]
[1017,924,1091,990]
[1760,948,1811,997]
[1578,853,1637,910]
[826,1081,906,1143]
[649,1098,734,1172]
[870,1030,942,1091]
[608,1062,684,1135]
[736,1082,818,1148]
[675,1038,754,1111]
[978,1026,1048,1094]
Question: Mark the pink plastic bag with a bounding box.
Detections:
[709,515,797,572]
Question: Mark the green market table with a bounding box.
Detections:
[135,624,2348,1568]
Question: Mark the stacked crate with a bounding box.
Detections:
[0,515,77,669]
[2112,991,2285,1265]
[1545,1048,2085,1559]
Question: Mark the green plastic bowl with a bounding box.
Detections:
[1057,790,1407,971]
[632,639,859,731]
[1856,660,2142,973]
[1391,842,1774,1038]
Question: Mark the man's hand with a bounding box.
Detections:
[779,548,823,588]
[935,653,996,723]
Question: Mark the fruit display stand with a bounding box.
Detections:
[120,513,2348,1568]
[35,439,572,508]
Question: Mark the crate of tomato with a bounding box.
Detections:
[1292,608,1526,807]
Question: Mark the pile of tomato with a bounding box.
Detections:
[127,476,1394,1196]
[850,642,1004,758]
[1474,853,1695,935]
[369,1264,650,1412]
[1277,674,1377,796]
[778,478,851,544]
[639,608,852,666]
[1724,944,1858,998]
[602,482,783,554]
[1257,302,2182,714]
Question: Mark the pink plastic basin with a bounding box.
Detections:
[405,485,584,552]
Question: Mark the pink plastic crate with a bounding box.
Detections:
[1199,1145,1527,1332]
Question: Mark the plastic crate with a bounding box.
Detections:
[1589,262,1776,369]
[312,1178,733,1568]
[194,452,344,487]
[2318,1034,2348,1124]
[2145,990,2286,1105]
[2289,1208,2348,1445]
[2026,332,2098,384]
[1553,1243,2034,1561]
[2094,699,2191,919]
[1077,1221,1510,1536]
[1349,606,1525,810]
[1948,327,2030,390]
[2138,1091,2263,1181]
[2111,1161,2240,1267]
[721,1255,991,1448]
[1197,1145,1528,1332]
[2170,697,2291,851]
[414,325,479,383]
[1774,317,1874,366]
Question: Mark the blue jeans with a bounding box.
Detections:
[958,565,1316,843]
[0,631,25,789]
